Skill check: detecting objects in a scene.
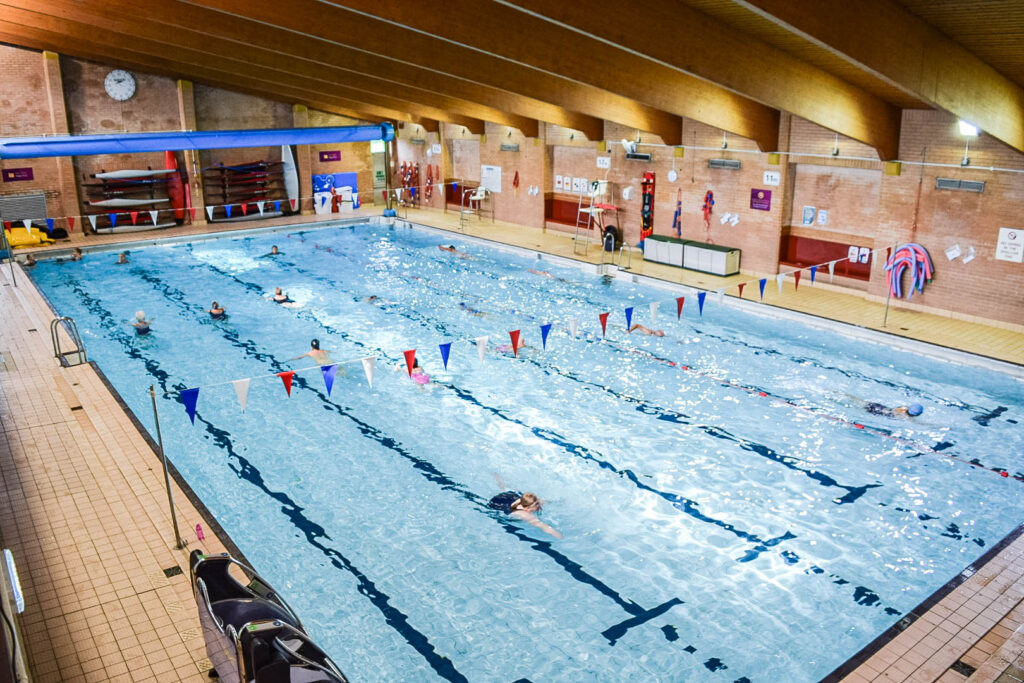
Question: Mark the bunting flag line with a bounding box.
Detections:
[794,271,802,291]
[109,212,118,227]
[439,342,452,370]
[599,312,610,337]
[828,260,836,282]
[649,301,659,324]
[290,198,298,211]
[540,323,552,349]
[759,278,767,300]
[716,288,725,304]
[509,330,521,357]
[232,378,250,412]
[226,205,234,218]
[810,266,818,285]
[738,282,746,298]
[476,336,488,362]
[87,215,98,230]
[241,203,249,216]
[257,200,265,216]
[21,219,30,229]
[180,387,200,424]
[149,210,158,225]
[403,349,417,376]
[698,291,707,316]
[45,218,54,234]
[321,364,338,396]
[278,371,295,396]
[776,273,785,294]
[67,216,75,231]
[676,296,685,319]
[569,318,579,337]
[624,306,634,329]
[206,206,215,221]
[129,211,138,225]
[189,207,197,222]
[362,356,376,388]
[274,200,282,213]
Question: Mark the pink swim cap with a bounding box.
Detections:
[413,373,430,385]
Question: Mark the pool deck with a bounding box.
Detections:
[1,207,1022,682]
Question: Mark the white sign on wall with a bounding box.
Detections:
[996,227,1023,263]
[431,144,442,155]
[555,175,564,190]
[817,209,829,225]
[480,164,502,193]
[763,170,781,186]
[596,156,611,169]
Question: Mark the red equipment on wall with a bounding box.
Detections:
[425,164,433,200]
[640,172,656,240]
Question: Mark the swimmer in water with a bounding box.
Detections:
[410,358,430,384]
[23,254,37,268]
[629,323,665,337]
[208,301,226,320]
[488,481,561,539]
[272,287,292,304]
[863,402,924,418]
[115,251,129,265]
[290,338,333,366]
[262,245,281,257]
[458,301,486,317]
[70,247,83,262]
[130,310,151,336]
[439,244,471,259]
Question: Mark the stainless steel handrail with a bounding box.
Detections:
[50,316,87,366]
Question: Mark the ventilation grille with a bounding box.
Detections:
[409,138,426,145]
[936,178,985,193]
[0,192,47,222]
[625,152,652,162]
[708,159,741,170]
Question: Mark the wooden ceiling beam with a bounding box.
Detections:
[81,0,595,139]
[0,4,488,133]
[505,0,901,159]
[330,0,780,150]
[736,0,1024,154]
[190,0,682,145]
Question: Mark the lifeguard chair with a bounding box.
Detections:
[573,180,618,254]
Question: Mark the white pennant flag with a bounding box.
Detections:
[776,273,786,294]
[206,206,214,221]
[716,287,726,304]
[361,357,376,388]
[476,336,488,362]
[257,200,265,216]
[569,318,579,337]
[149,210,158,225]
[87,214,98,230]
[21,219,32,231]
[649,302,659,324]
[828,260,837,283]
[232,378,250,412]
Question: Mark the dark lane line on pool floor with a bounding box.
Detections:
[125,266,740,673]
[183,252,910,618]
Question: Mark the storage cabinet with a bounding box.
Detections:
[643,236,741,276]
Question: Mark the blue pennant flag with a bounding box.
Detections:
[452,182,459,194]
[321,364,338,396]
[274,200,281,213]
[439,341,452,370]
[624,306,634,329]
[225,204,233,218]
[410,187,417,198]
[810,266,817,284]
[108,212,118,227]
[180,387,200,425]
[45,218,54,235]
[759,278,767,300]
[540,323,552,349]
[697,292,706,316]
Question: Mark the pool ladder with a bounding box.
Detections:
[50,316,88,367]
[599,243,633,274]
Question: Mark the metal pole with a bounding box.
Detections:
[149,385,185,549]
[0,217,16,288]
[882,242,896,328]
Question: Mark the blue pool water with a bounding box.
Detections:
[29,222,1024,682]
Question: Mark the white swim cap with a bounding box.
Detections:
[136,311,146,321]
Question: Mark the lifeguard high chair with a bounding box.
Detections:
[573,180,618,255]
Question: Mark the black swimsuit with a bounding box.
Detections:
[488,491,522,514]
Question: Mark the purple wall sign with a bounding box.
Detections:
[750,188,772,211]
[2,167,34,182]
[319,150,342,162]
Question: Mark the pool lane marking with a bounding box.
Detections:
[127,265,720,668]
[61,275,471,683]
[182,253,913,618]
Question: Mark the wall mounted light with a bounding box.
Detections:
[831,133,840,156]
[721,132,728,150]
[958,120,978,166]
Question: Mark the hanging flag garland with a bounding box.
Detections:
[278,371,295,396]
[624,306,634,329]
[362,357,376,388]
[403,349,417,376]
[697,292,707,316]
[759,279,767,300]
[540,323,552,349]
[599,312,610,337]
[321,364,338,396]
[180,387,200,424]
[439,342,452,370]
[676,296,685,319]
[233,378,250,412]
[508,330,521,357]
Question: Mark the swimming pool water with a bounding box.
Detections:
[30,222,1024,682]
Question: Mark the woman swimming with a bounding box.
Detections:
[488,490,561,539]
[272,287,293,304]
[130,310,151,336]
[208,301,227,320]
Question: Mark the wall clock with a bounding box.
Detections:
[104,69,136,102]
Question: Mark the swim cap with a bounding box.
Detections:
[310,339,320,350]
[907,403,923,416]
[136,311,146,321]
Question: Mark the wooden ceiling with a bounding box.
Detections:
[1,0,1021,159]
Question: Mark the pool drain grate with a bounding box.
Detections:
[163,565,183,578]
[951,660,976,677]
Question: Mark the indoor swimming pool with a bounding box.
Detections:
[28,221,1024,682]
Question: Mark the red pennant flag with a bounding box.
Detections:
[676,296,686,319]
[508,330,521,357]
[794,271,801,291]
[2,221,10,229]
[290,198,298,211]
[277,371,295,396]
[404,349,417,376]
[67,216,75,231]
[241,203,249,216]
[737,283,746,298]
[130,211,139,225]
[599,312,609,337]
[189,207,197,221]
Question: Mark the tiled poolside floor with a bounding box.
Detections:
[2,207,1022,682]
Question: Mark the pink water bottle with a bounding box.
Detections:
[195,523,205,541]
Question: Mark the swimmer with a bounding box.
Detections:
[410,358,430,384]
[23,254,37,267]
[290,338,333,366]
[528,268,553,278]
[262,245,281,257]
[439,244,471,259]
[129,310,151,336]
[458,301,486,317]
[488,483,561,539]
[115,251,129,265]
[629,323,665,337]
[208,301,227,320]
[272,287,293,304]
[863,402,924,418]
[496,340,531,355]
[70,247,83,261]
